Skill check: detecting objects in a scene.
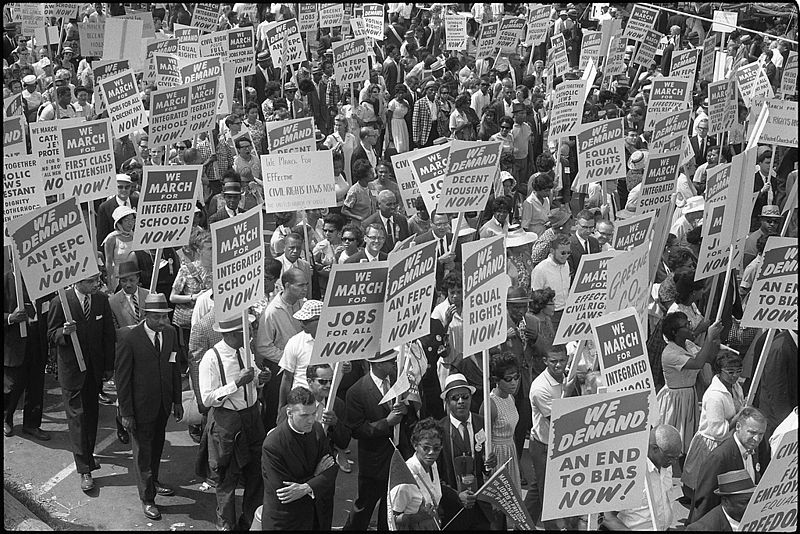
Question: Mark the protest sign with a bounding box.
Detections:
[700,33,717,82]
[260,151,335,212]
[497,17,525,54]
[148,78,218,148]
[669,48,700,83]
[606,245,649,325]
[637,150,681,214]
[439,140,501,214]
[211,206,264,323]
[707,78,737,136]
[741,237,798,329]
[645,77,691,130]
[462,235,511,355]
[99,70,148,138]
[476,458,534,529]
[579,31,602,71]
[599,16,621,60]
[153,53,181,88]
[264,19,306,69]
[18,3,44,38]
[696,162,738,280]
[445,13,467,51]
[477,21,499,58]
[736,61,774,107]
[227,27,256,77]
[407,143,451,216]
[332,38,370,87]
[622,5,658,42]
[712,10,738,33]
[199,28,228,60]
[553,251,615,344]
[143,38,178,85]
[592,307,653,392]
[115,11,156,40]
[103,18,144,72]
[573,118,626,188]
[4,92,23,119]
[390,152,421,217]
[651,109,692,150]
[350,18,367,39]
[311,262,388,365]
[178,56,228,115]
[550,33,569,78]
[28,119,81,197]
[319,4,343,29]
[526,5,551,46]
[130,166,201,251]
[780,51,798,98]
[58,119,116,202]
[612,212,655,250]
[33,27,59,49]
[549,80,587,141]
[3,116,26,157]
[265,118,316,153]
[235,3,258,23]
[604,34,627,77]
[542,390,650,521]
[191,3,221,32]
[633,29,662,68]
[79,22,105,58]
[3,155,47,245]
[42,2,80,19]
[740,429,798,532]
[5,197,99,302]
[174,24,201,59]
[749,97,799,148]
[92,59,132,114]
[298,3,318,32]
[363,4,384,41]
[381,241,437,350]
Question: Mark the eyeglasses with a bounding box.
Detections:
[579,223,595,230]
[314,378,332,385]
[419,444,443,454]
[722,367,743,375]
[500,373,520,382]
[448,393,470,402]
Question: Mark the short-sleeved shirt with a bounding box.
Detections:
[530,256,570,311]
[279,330,314,390]
[511,122,531,159]
[529,368,562,444]
[343,182,377,221]
[661,341,701,388]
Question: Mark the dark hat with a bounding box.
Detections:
[507,286,531,303]
[714,469,756,495]
[418,319,448,364]
[547,207,571,228]
[223,182,242,195]
[143,293,172,313]
[512,102,526,113]
[117,260,140,279]
[257,50,269,61]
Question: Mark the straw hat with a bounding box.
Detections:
[213,314,257,333]
[506,225,537,247]
[112,205,136,226]
[142,293,172,313]
[628,150,648,171]
[761,205,781,218]
[440,373,476,399]
[368,348,399,363]
[507,286,531,303]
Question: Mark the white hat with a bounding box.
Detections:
[683,195,705,214]
[22,74,37,85]
[628,150,648,171]
[506,225,537,248]
[440,373,476,399]
[368,348,399,363]
[112,205,136,226]
[116,173,132,184]
[213,314,257,333]
[293,300,323,321]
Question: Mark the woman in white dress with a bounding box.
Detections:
[324,114,357,184]
[385,84,411,153]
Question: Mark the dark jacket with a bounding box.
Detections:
[207,205,245,226]
[361,212,411,253]
[344,250,389,263]
[3,273,49,368]
[685,504,733,531]
[567,233,601,280]
[351,142,379,176]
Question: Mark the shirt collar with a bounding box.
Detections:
[74,286,88,301]
[365,249,380,262]
[287,416,308,435]
[143,321,157,342]
[734,433,751,457]
[380,212,394,225]
[722,507,740,530]
[449,413,472,431]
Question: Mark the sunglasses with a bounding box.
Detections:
[500,373,520,382]
[342,236,356,242]
[448,393,470,402]
[314,378,332,385]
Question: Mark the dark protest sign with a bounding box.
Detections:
[29,119,82,197]
[573,118,626,188]
[651,109,692,150]
[131,166,201,251]
[3,116,26,157]
[381,241,437,350]
[633,29,662,68]
[311,262,388,365]
[700,33,717,82]
[4,155,47,245]
[622,5,658,42]
[740,429,798,532]
[553,251,615,344]
[612,211,655,251]
[211,206,264,323]
[191,3,221,32]
[439,140,501,214]
[92,59,131,115]
[637,150,681,214]
[741,237,798,330]
[6,197,99,302]
[408,143,451,216]
[592,308,653,392]
[148,78,218,148]
[542,390,650,521]
[99,70,149,138]
[476,458,534,529]
[58,119,116,202]
[332,38,370,87]
[265,118,316,153]
[462,235,511,355]
[707,78,737,136]
[4,92,24,119]
[645,77,691,130]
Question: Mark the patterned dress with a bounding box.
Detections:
[490,388,521,494]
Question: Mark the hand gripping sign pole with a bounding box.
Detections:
[57,288,87,372]
[10,246,27,338]
[242,309,252,368]
[322,361,344,432]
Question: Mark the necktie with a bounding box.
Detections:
[154,332,161,353]
[131,292,139,320]
[459,422,470,452]
[438,237,446,257]
[290,101,295,119]
[743,450,756,481]
[381,378,390,397]
[700,138,705,157]
[235,349,248,405]
[386,219,394,249]
[83,295,91,321]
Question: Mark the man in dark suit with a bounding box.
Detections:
[382,44,401,95]
[345,223,390,263]
[299,78,326,138]
[686,470,756,531]
[311,65,330,135]
[361,190,410,253]
[116,293,182,520]
[689,406,767,522]
[96,173,138,250]
[207,181,245,226]
[414,211,460,283]
[343,348,417,530]
[47,273,116,492]
[351,126,380,176]
[437,373,497,530]
[252,51,271,112]
[4,271,51,440]
[690,118,716,167]
[567,209,601,280]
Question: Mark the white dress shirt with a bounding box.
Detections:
[199,340,258,411]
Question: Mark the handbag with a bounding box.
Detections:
[180,390,202,426]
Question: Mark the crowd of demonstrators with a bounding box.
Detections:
[3,2,799,531]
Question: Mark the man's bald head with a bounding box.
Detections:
[377,189,398,217]
[648,424,682,469]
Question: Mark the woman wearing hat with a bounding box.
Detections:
[103,205,137,293]
[506,225,537,291]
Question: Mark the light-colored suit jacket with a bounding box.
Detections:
[109,287,150,333]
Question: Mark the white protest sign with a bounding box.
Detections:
[362,4,384,41]
[526,5,551,46]
[260,151,336,212]
[58,119,116,202]
[542,390,650,521]
[633,29,662,68]
[462,235,511,355]
[319,4,343,29]
[748,97,799,148]
[736,61,774,107]
[439,140,501,214]
[6,197,99,302]
[28,119,82,197]
[553,251,615,345]
[99,70,148,138]
[645,77,691,130]
[92,59,131,115]
[390,152,422,217]
[592,307,654,392]
[477,21,499,59]
[696,162,738,280]
[42,2,80,19]
[211,206,264,323]
[604,34,627,77]
[144,38,178,85]
[33,26,59,48]
[191,3,221,32]
[148,78,218,148]
[79,21,105,58]
[780,51,797,98]
[311,262,388,365]
[712,10,738,33]
[550,33,569,78]
[153,53,181,88]
[707,77,737,137]
[265,118,316,153]
[332,37,370,88]
[264,19,306,69]
[103,18,144,72]
[622,5,658,42]
[612,212,655,251]
[115,11,156,40]
[573,118,626,188]
[700,33,717,82]
[198,29,228,60]
[3,116,26,157]
[549,79,587,141]
[605,247,650,327]
[178,56,228,116]
[651,109,693,150]
[445,13,467,51]
[741,237,798,329]
[670,48,700,84]
[381,241,437,350]
[131,166,201,251]
[3,155,47,245]
[637,150,681,214]
[227,26,256,77]
[579,31,602,72]
[407,143,451,216]
[174,24,201,59]
[298,3,318,32]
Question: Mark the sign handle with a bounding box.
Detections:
[43,18,59,120]
[323,361,343,432]
[643,469,659,531]
[449,213,463,255]
[149,248,162,294]
[241,309,253,369]
[393,344,407,446]
[10,246,27,338]
[714,244,736,324]
[564,339,587,397]
[482,349,492,466]
[87,201,98,252]
[57,288,87,372]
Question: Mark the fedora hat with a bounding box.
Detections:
[506,225,537,248]
[116,173,132,184]
[213,314,256,333]
[628,150,648,171]
[143,293,172,313]
[22,74,37,85]
[222,181,242,195]
[714,469,756,495]
[683,195,705,214]
[112,205,136,226]
[293,300,323,321]
[507,286,531,303]
[547,208,571,229]
[440,373,476,399]
[117,260,140,279]
[761,205,781,218]
[369,348,399,363]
